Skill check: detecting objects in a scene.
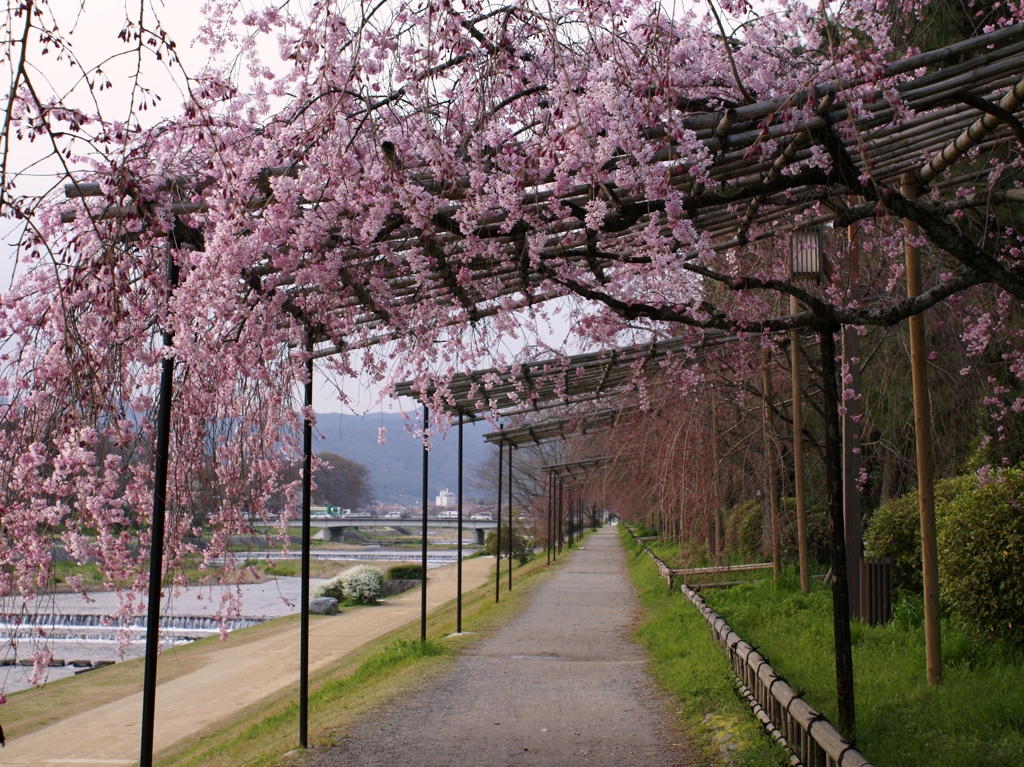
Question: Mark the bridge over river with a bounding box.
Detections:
[285,516,499,544]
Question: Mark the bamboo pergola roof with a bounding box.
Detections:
[481,407,632,447]
[394,331,733,416]
[61,24,1024,353]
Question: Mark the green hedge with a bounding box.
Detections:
[864,468,1024,645]
[939,466,1024,645]
[386,564,423,580]
[725,499,765,560]
[779,497,831,567]
[863,475,972,594]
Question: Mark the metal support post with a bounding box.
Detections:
[299,336,313,748]
[507,442,513,591]
[546,471,553,566]
[421,403,429,641]
[557,479,564,555]
[495,430,503,603]
[139,244,178,767]
[457,412,464,633]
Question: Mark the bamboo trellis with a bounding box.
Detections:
[59,24,1024,356]
[481,406,633,447]
[394,331,733,416]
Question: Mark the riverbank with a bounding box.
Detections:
[0,556,494,764]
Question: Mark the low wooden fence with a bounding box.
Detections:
[673,561,775,590]
[624,526,875,767]
[624,526,675,584]
[682,585,873,767]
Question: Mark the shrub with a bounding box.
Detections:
[484,525,532,564]
[779,497,831,567]
[312,574,346,602]
[386,564,423,580]
[863,490,925,593]
[863,475,973,593]
[725,499,765,560]
[938,466,1024,645]
[340,565,383,604]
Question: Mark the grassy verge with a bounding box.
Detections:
[156,550,560,767]
[621,527,788,767]
[702,573,1024,767]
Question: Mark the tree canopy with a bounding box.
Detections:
[2,0,1024,694]
[312,452,373,510]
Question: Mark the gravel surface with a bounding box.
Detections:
[306,526,698,767]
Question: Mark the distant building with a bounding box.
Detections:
[435,488,455,508]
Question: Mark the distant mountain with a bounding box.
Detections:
[313,412,495,506]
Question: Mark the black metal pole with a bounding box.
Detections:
[299,336,313,749]
[507,442,513,591]
[421,403,429,642]
[566,485,571,547]
[457,412,464,633]
[139,246,178,767]
[558,478,564,555]
[568,492,574,546]
[546,471,552,566]
[495,429,503,603]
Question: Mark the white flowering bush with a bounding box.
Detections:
[312,575,346,602]
[340,565,383,604]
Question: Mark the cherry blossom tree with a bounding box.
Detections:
[2,0,1024,713]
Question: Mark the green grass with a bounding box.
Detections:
[162,637,455,767]
[702,572,1024,767]
[621,527,788,767]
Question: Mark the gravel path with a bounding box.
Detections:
[307,526,698,767]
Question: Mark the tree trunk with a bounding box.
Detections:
[819,326,856,737]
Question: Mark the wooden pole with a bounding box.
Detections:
[902,172,943,686]
[710,406,722,562]
[791,295,811,595]
[843,215,863,620]
[762,348,781,581]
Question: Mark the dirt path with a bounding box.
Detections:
[1,556,494,766]
[305,527,698,767]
